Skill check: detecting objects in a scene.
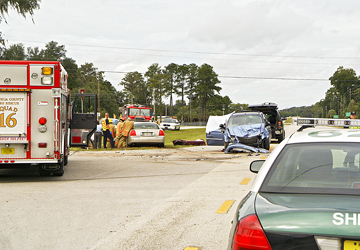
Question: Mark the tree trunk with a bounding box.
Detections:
[189,97,192,123]
[199,99,203,123]
[181,85,184,122]
[170,94,173,117]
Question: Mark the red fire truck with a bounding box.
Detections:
[119,104,152,121]
[0,60,97,176]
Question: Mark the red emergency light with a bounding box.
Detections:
[39,117,47,125]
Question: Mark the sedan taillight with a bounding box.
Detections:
[159,130,165,136]
[129,130,136,136]
[232,214,272,250]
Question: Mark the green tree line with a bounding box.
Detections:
[0,0,238,121]
[281,66,360,119]
[4,41,359,121]
[3,0,359,121]
[0,41,238,121]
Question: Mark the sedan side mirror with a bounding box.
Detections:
[250,160,265,173]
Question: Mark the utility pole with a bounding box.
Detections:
[97,75,100,114]
[350,88,352,114]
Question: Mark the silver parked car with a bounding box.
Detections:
[127,122,165,147]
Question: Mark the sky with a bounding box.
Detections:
[2,0,360,109]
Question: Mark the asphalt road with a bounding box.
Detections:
[0,124,299,250]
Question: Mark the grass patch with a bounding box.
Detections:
[284,117,293,124]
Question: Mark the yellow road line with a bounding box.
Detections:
[240,178,251,185]
[260,156,267,159]
[184,247,199,250]
[216,200,235,214]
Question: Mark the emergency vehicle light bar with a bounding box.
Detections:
[0,89,31,92]
[297,118,360,127]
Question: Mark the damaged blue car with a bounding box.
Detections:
[220,111,272,153]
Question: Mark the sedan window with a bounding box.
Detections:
[260,143,360,195]
[134,123,159,129]
[163,118,176,123]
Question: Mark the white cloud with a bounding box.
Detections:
[2,0,360,109]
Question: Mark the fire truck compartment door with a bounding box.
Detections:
[70,94,97,147]
[0,91,27,135]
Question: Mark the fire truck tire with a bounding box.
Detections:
[64,155,68,166]
[38,161,64,176]
[38,168,51,176]
[52,160,65,176]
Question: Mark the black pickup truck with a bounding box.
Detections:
[248,102,285,142]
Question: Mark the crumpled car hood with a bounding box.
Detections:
[225,123,269,141]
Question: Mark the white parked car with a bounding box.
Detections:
[159,118,180,130]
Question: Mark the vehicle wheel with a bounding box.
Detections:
[39,161,64,176]
[159,143,164,148]
[53,172,64,177]
[64,155,68,166]
[52,160,65,176]
[263,138,270,150]
[277,131,285,143]
[39,166,51,176]
[224,141,229,152]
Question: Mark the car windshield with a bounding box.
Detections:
[260,142,360,195]
[134,123,159,129]
[228,114,263,127]
[163,118,176,123]
[140,109,151,116]
[129,108,140,116]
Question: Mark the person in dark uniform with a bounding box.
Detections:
[93,120,102,149]
[101,113,115,148]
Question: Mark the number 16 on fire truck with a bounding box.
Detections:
[0,60,97,176]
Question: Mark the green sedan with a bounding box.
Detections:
[227,127,360,250]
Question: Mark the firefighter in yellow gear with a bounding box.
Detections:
[118,117,134,148]
[106,119,116,148]
[115,117,125,148]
